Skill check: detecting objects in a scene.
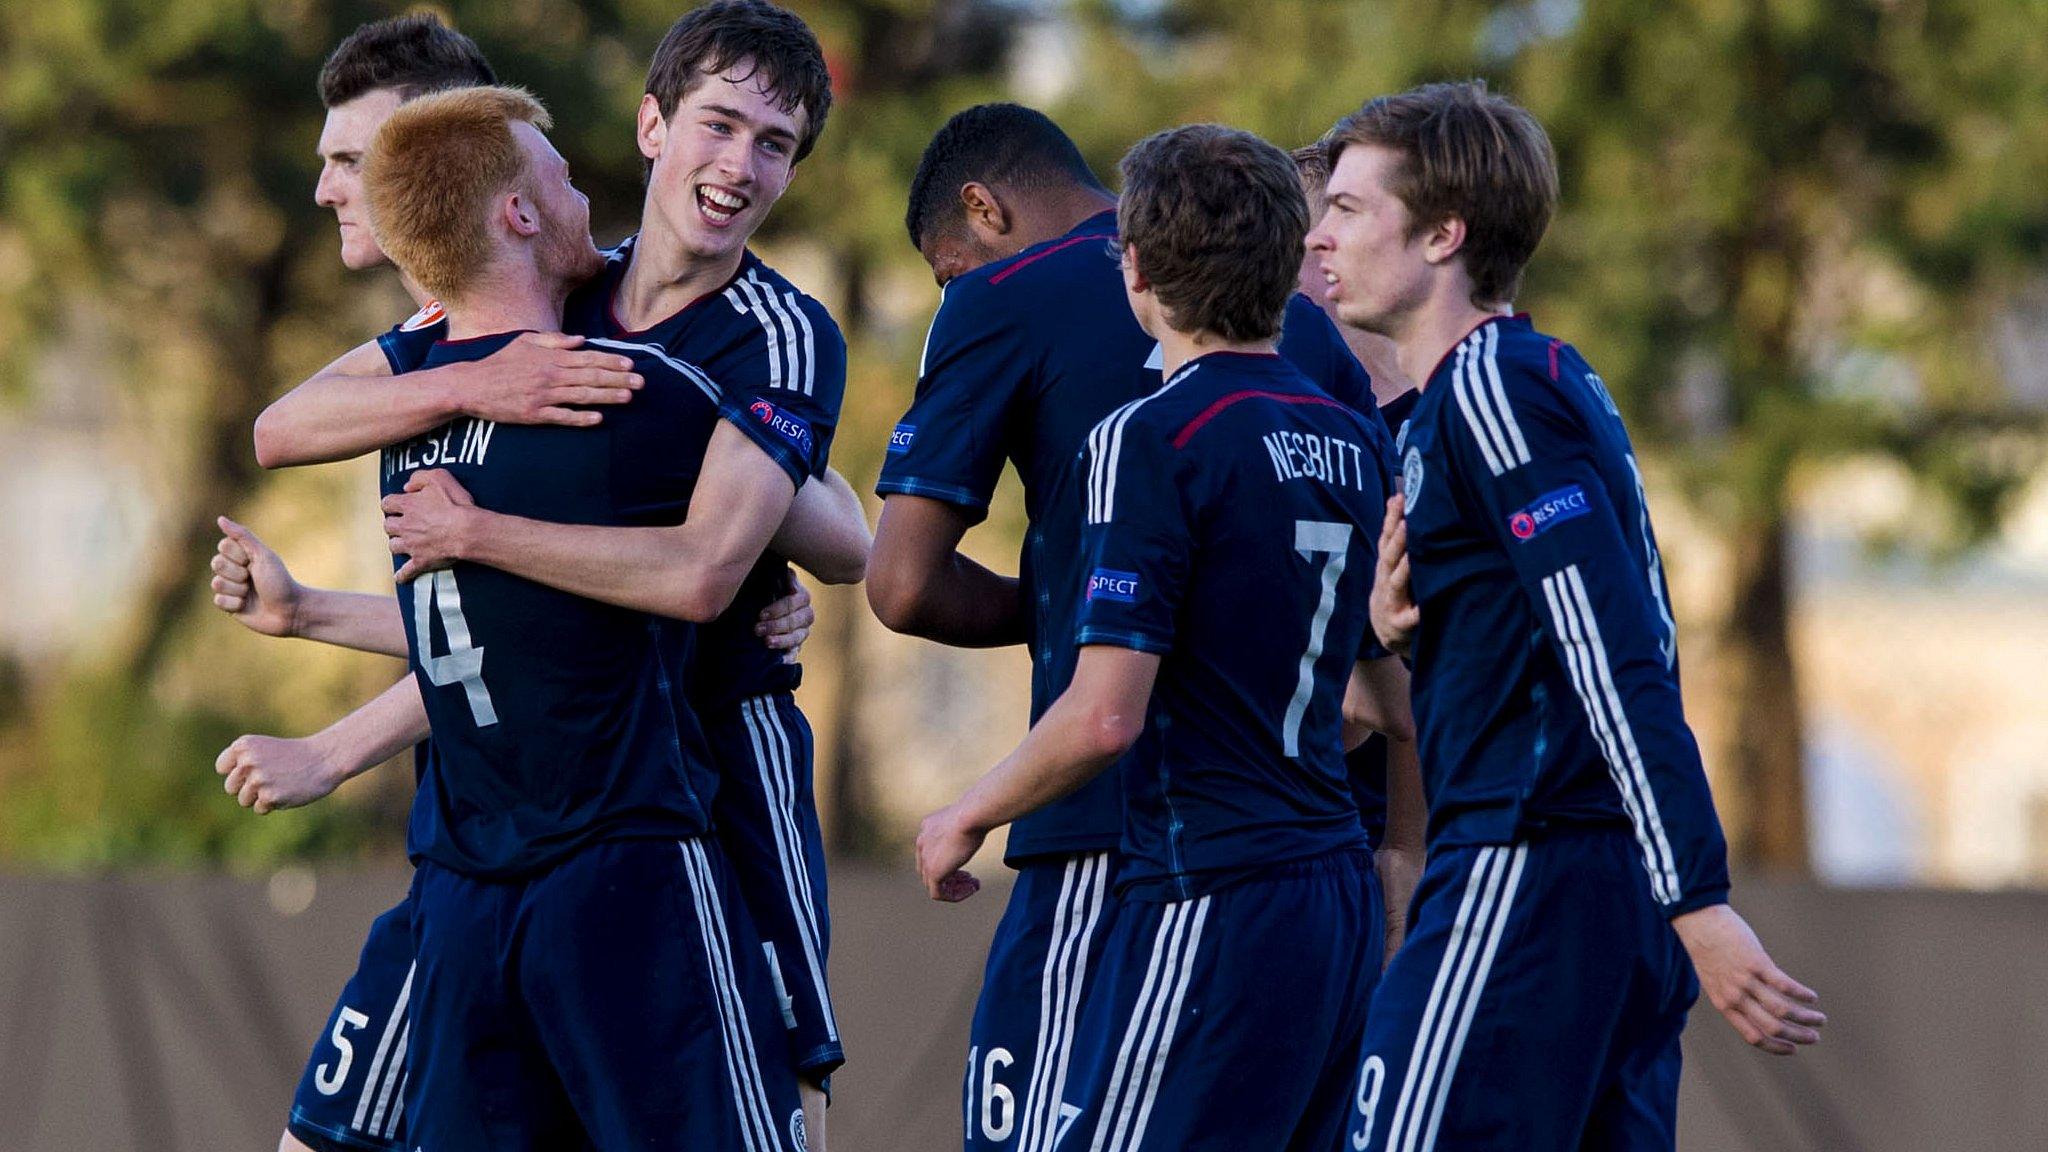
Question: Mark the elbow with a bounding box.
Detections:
[1080,701,1145,764]
[815,541,870,587]
[671,570,744,624]
[864,560,924,634]
[1341,696,1415,746]
[251,406,294,470]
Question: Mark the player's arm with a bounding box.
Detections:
[1449,368,1822,1052]
[867,495,1026,647]
[210,516,408,657]
[915,645,1158,900]
[387,420,798,623]
[215,674,430,814]
[1345,656,1425,960]
[253,332,642,468]
[773,467,870,586]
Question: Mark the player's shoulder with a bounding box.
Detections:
[720,250,845,348]
[960,214,1121,302]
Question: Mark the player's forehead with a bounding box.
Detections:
[674,61,807,142]
[512,120,567,173]
[1328,143,1403,202]
[317,87,405,155]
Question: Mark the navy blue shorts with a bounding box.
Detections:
[287,897,416,1152]
[963,851,1121,1152]
[404,837,805,1152]
[1057,848,1381,1152]
[1347,831,1698,1152]
[705,692,841,1081]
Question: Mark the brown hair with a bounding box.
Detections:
[1291,141,1332,214]
[1117,125,1307,343]
[363,86,551,300]
[1325,80,1558,308]
[645,1,834,163]
[318,13,496,109]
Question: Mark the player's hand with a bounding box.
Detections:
[757,574,815,663]
[214,733,344,814]
[915,805,985,903]
[385,469,479,582]
[1672,903,1825,1055]
[210,516,303,638]
[1370,496,1419,658]
[458,332,642,428]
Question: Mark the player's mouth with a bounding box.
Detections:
[695,184,750,228]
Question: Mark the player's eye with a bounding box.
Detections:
[758,138,787,157]
[705,120,733,136]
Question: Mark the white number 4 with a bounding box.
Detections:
[414,569,498,727]
[1284,520,1352,757]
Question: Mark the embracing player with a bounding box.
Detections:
[915,124,1413,1151]
[1305,82,1823,1151]
[210,3,858,1147]
[870,104,1418,1151]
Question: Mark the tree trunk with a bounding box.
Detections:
[822,250,883,857]
[1718,510,1810,871]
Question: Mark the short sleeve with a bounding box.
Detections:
[1073,415,1192,654]
[379,302,447,374]
[874,281,1032,520]
[718,278,847,478]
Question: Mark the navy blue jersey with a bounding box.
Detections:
[567,239,847,711]
[1074,352,1396,901]
[877,209,1379,862]
[388,330,754,878]
[377,301,447,373]
[1341,388,1419,847]
[1400,315,1729,914]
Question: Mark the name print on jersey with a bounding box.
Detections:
[382,417,497,484]
[1262,429,1371,492]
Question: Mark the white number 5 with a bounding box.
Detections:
[415,569,498,727]
[1284,520,1352,757]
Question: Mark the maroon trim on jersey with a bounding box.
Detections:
[1548,338,1563,381]
[1170,389,1352,449]
[605,252,748,338]
[988,230,1112,286]
[435,328,536,347]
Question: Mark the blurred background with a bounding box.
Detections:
[3,0,2047,1148]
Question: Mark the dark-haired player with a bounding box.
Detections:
[916,124,1412,1152]
[1309,82,1822,1151]
[872,103,1417,1152]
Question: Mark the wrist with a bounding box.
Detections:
[303,727,356,791]
[455,507,497,565]
[437,360,480,421]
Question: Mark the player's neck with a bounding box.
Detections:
[397,268,434,310]
[616,218,749,331]
[1031,185,1118,240]
[1155,328,1278,379]
[1395,292,1509,391]
[441,271,569,341]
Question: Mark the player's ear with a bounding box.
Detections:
[1422,213,1467,268]
[637,95,666,163]
[504,191,541,238]
[960,181,1012,242]
[1121,242,1150,296]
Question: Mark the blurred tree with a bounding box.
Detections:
[1514,0,2048,869]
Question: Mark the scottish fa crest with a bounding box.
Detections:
[1402,445,1425,508]
[790,1108,809,1151]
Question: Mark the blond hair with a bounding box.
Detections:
[363,85,552,300]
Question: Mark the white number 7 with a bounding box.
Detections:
[414,569,498,727]
[1284,520,1352,757]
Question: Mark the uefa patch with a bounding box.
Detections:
[1508,484,1592,541]
[399,300,446,332]
[1402,446,1425,508]
[888,423,916,455]
[748,399,815,458]
[1086,568,1141,604]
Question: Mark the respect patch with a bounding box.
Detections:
[1086,568,1141,604]
[1508,484,1592,541]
